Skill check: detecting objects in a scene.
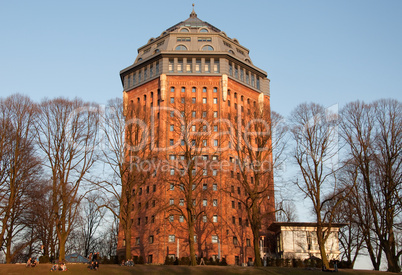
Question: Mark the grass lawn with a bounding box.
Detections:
[0,264,396,275]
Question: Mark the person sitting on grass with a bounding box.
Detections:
[50,263,58,272]
[59,262,67,271]
[26,257,32,267]
[31,258,37,267]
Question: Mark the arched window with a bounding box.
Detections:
[200,28,209,33]
[175,45,188,51]
[228,50,235,55]
[202,45,214,51]
[180,28,189,33]
[154,49,160,54]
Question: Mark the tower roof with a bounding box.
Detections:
[165,7,221,33]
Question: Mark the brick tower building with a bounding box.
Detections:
[117,8,275,265]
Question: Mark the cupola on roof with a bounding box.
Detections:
[165,6,221,33]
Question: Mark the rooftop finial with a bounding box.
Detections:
[190,3,197,18]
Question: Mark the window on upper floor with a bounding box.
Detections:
[175,45,188,51]
[202,45,214,51]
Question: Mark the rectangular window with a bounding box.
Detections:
[179,215,184,222]
[214,139,218,146]
[170,97,174,103]
[169,215,174,222]
[156,62,159,75]
[169,59,174,72]
[240,69,244,81]
[192,97,196,104]
[213,199,218,206]
[214,60,219,73]
[203,215,207,222]
[144,68,148,79]
[177,37,191,42]
[136,237,140,245]
[213,215,218,223]
[177,59,183,73]
[233,237,238,245]
[213,98,217,104]
[170,183,174,190]
[192,111,196,117]
[196,59,201,73]
[246,239,251,247]
[169,139,174,146]
[203,87,207,93]
[179,199,184,206]
[170,124,174,131]
[229,63,233,76]
[212,169,217,176]
[203,183,207,190]
[203,98,207,104]
[235,66,238,79]
[149,235,154,244]
[181,87,186,93]
[170,198,174,205]
[150,65,153,78]
[232,201,235,208]
[212,235,218,243]
[168,235,175,243]
[213,183,218,191]
[251,74,255,87]
[186,59,192,72]
[202,111,207,117]
[213,125,218,131]
[204,59,210,73]
[203,199,207,206]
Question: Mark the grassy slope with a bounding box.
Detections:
[0,264,396,275]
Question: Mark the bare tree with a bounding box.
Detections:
[164,96,221,266]
[0,94,42,263]
[35,97,99,262]
[80,194,105,257]
[289,102,348,269]
[276,200,298,222]
[97,98,155,260]
[227,100,278,267]
[340,99,402,272]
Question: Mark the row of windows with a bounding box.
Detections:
[229,63,261,90]
[169,58,219,73]
[124,61,160,89]
[169,124,219,134]
[167,214,218,223]
[170,86,218,93]
[175,44,214,51]
[133,200,156,210]
[169,182,218,190]
[179,27,209,33]
[135,215,155,226]
[169,138,220,147]
[169,198,218,207]
[168,155,219,161]
[169,97,218,104]
[136,235,251,246]
[135,185,156,195]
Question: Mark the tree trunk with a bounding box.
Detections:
[316,225,329,269]
[189,224,197,266]
[125,225,131,260]
[59,233,67,262]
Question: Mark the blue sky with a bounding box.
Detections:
[1,0,401,117]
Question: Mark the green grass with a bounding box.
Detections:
[0,264,395,275]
